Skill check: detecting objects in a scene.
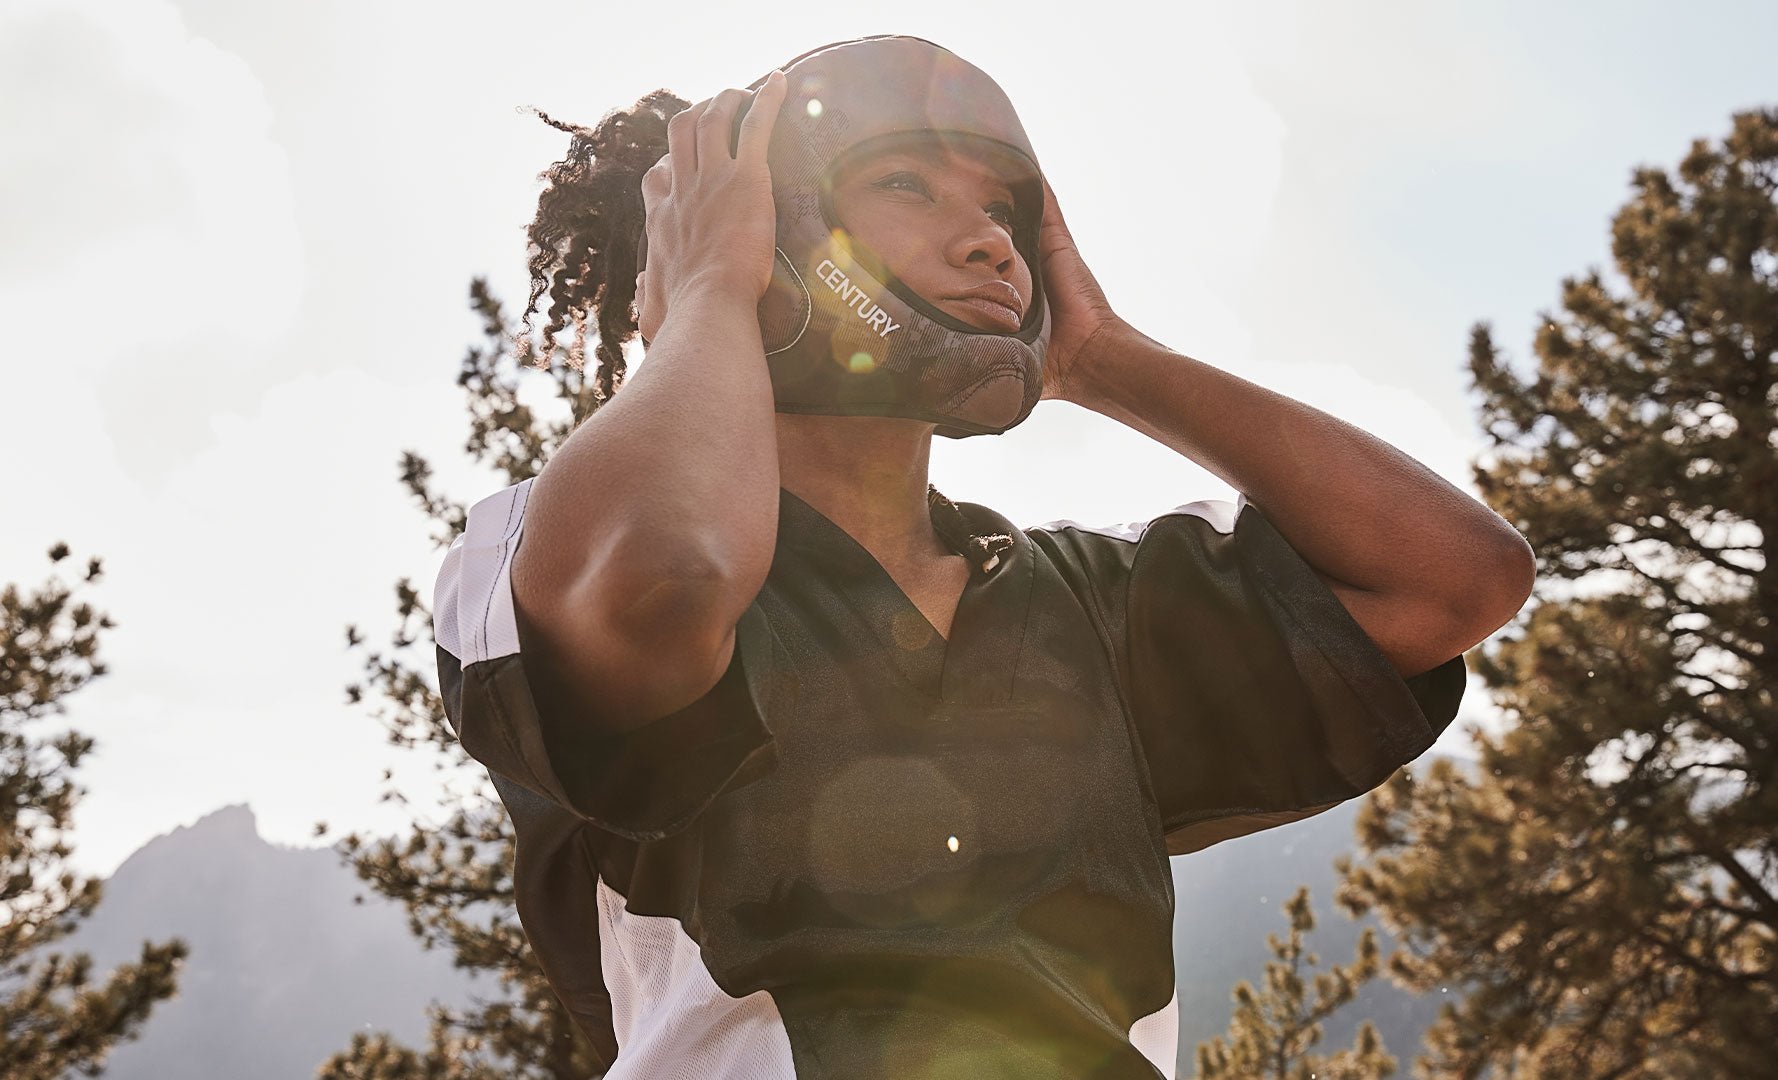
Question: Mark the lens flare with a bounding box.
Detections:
[889,608,932,650]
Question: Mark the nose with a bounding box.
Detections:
[943,204,1019,277]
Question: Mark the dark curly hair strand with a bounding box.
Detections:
[516,92,685,401]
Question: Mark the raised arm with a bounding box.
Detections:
[511,75,789,732]
[1033,177,1533,680]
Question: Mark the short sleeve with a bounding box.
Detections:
[1030,494,1467,856]
[431,478,779,843]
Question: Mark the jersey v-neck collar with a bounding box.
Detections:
[775,487,1035,705]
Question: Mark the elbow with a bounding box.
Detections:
[514,542,744,732]
[513,530,733,658]
[1456,533,1537,643]
[606,554,739,652]
[1489,532,1537,612]
[582,537,759,661]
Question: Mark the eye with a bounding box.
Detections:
[871,172,1017,230]
[873,171,928,195]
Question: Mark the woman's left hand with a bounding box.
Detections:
[1036,175,1122,403]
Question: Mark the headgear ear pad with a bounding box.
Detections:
[637,35,1049,439]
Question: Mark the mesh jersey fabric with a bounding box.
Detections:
[431,479,1468,1079]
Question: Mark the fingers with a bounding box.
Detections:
[666,96,708,183]
[641,155,671,209]
[661,73,787,189]
[1041,176,1062,227]
[734,70,787,171]
[1037,175,1075,251]
[697,87,753,168]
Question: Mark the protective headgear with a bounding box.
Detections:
[640,35,1050,438]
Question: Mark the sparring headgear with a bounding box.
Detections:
[640,35,1049,438]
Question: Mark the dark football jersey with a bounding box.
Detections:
[432,480,1466,1079]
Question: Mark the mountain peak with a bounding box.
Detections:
[118,804,264,867]
[186,802,260,838]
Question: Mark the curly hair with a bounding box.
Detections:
[514,91,684,402]
[514,93,1014,574]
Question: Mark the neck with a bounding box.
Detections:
[775,412,951,565]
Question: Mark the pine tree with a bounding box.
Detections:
[316,280,607,1078]
[0,545,187,1078]
[1193,887,1397,1080]
[1335,107,1778,1078]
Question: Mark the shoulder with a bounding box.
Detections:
[1016,496,1252,573]
[1021,493,1248,540]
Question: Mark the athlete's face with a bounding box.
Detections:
[827,142,1033,335]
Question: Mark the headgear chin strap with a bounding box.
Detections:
[639,35,1049,439]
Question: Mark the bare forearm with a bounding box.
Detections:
[523,286,780,634]
[1072,321,1532,609]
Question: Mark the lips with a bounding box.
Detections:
[945,282,1024,332]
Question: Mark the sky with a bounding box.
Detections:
[3,0,1774,879]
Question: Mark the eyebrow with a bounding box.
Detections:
[860,149,1015,197]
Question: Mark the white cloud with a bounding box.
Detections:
[0,0,302,485]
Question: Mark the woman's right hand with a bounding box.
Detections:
[635,70,787,344]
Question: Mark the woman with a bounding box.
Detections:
[432,35,1532,1080]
